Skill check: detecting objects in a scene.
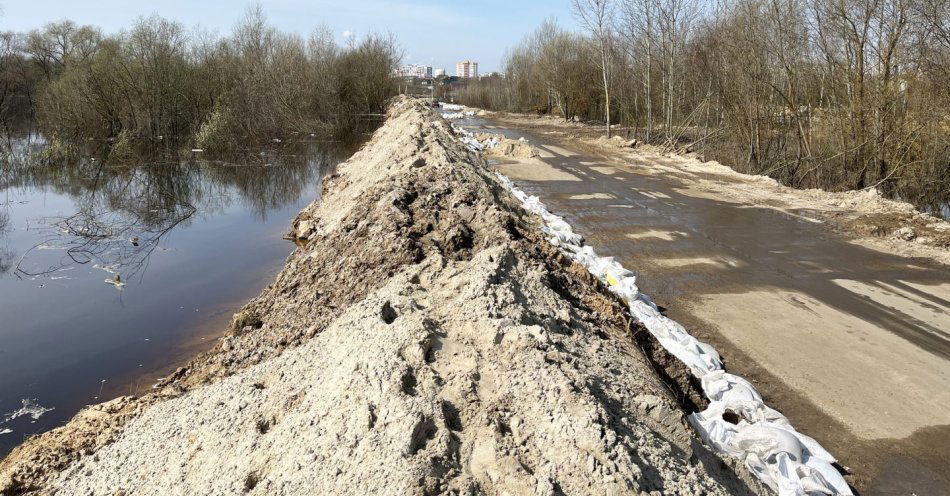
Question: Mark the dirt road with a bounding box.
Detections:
[469,115,950,494]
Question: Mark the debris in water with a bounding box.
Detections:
[105,273,125,289]
[94,263,120,275]
[0,398,55,433]
[94,379,107,400]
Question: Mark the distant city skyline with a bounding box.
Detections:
[0,0,579,73]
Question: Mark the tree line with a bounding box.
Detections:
[454,0,950,209]
[0,7,400,154]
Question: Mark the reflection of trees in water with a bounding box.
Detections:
[7,142,338,282]
[0,207,13,275]
[16,170,199,281]
[0,137,27,273]
[199,144,335,220]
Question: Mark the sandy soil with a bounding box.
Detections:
[0,98,764,495]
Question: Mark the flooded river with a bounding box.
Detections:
[0,142,347,454]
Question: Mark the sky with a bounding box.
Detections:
[0,0,579,73]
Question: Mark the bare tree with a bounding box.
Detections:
[573,0,616,137]
[620,0,658,141]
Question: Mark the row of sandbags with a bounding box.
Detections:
[439,102,465,111]
[443,111,476,120]
[453,125,498,152]
[439,102,475,120]
[489,169,853,496]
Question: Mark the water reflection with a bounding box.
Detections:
[2,144,330,286]
[0,208,12,275]
[0,140,347,455]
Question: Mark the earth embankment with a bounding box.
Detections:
[0,97,761,495]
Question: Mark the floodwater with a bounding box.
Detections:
[463,114,950,494]
[0,142,348,455]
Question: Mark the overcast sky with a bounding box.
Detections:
[0,0,579,73]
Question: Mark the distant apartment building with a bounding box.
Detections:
[434,68,446,77]
[395,64,433,79]
[455,60,478,79]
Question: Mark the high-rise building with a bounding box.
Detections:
[455,60,478,79]
[434,68,446,77]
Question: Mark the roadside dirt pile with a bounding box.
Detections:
[477,133,541,159]
[1,97,762,495]
[589,135,640,149]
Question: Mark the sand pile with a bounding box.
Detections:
[477,133,540,159]
[588,135,640,149]
[1,97,760,495]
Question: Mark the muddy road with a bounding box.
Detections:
[467,115,950,494]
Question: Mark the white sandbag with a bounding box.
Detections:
[637,292,658,310]
[607,275,640,303]
[734,425,848,496]
[452,124,501,152]
[628,299,723,376]
[688,402,744,456]
[702,370,762,404]
[734,424,806,464]
[542,226,583,246]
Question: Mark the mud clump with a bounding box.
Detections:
[0,97,763,495]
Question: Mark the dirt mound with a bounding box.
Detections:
[589,135,640,149]
[469,132,541,159]
[1,97,761,495]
